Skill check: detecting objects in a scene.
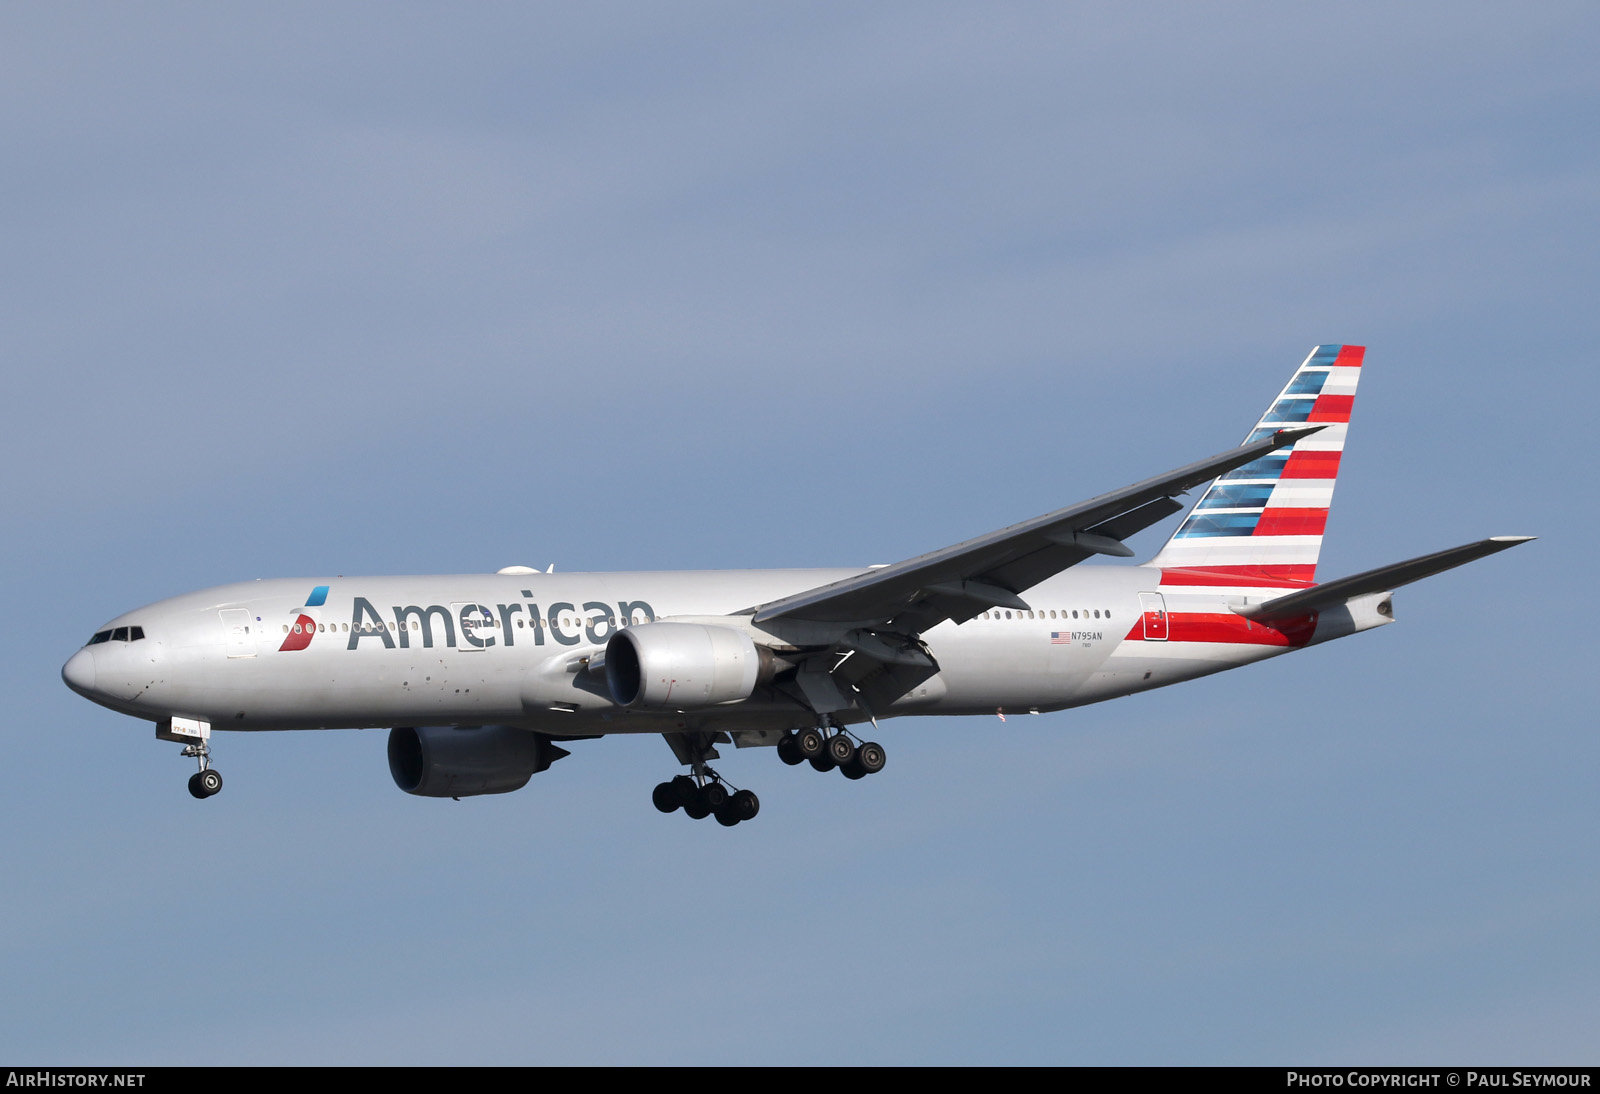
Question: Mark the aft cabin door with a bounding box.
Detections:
[1139,592,1169,641]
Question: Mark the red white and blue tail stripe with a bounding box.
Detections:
[1148,344,1363,586]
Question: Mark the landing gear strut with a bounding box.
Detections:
[182,741,223,799]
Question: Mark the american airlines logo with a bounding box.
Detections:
[279,586,656,652]
[277,585,329,652]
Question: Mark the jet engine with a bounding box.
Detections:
[387,725,570,798]
[604,622,775,709]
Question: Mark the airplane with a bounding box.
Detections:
[61,345,1532,826]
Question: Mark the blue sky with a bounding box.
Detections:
[3,2,1595,1064]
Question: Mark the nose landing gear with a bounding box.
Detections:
[182,741,223,799]
[158,718,223,800]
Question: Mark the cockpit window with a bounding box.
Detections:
[86,626,145,646]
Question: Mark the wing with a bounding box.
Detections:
[753,425,1324,633]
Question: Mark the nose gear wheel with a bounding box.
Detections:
[180,741,223,799]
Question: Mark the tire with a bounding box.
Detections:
[809,753,836,773]
[827,735,856,765]
[652,781,681,813]
[684,797,711,820]
[669,774,697,805]
[732,789,760,820]
[856,742,886,775]
[714,805,741,827]
[777,735,804,766]
[198,769,223,796]
[187,772,209,799]
[701,783,730,811]
[840,760,866,780]
[796,727,825,759]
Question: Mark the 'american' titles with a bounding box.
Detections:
[343,591,656,651]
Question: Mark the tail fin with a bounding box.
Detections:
[1148,344,1364,586]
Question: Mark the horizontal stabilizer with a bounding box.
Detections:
[1235,536,1535,620]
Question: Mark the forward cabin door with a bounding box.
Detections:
[220,609,256,658]
[452,602,490,651]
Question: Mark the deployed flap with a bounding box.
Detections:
[752,426,1321,631]
[1236,536,1535,621]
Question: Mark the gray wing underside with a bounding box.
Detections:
[751,425,1323,634]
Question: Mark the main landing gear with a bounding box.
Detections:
[776,724,886,780]
[653,772,760,827]
[182,741,223,799]
[653,730,759,826]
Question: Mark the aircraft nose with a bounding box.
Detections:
[62,648,97,695]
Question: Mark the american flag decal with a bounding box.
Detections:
[1051,631,1072,644]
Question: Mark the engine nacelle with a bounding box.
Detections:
[604,622,773,709]
[387,725,570,798]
